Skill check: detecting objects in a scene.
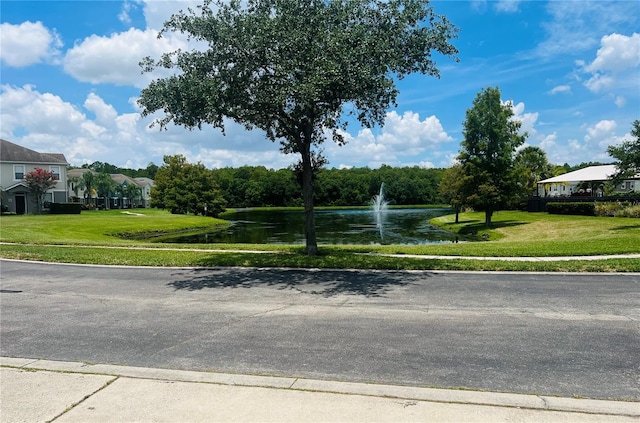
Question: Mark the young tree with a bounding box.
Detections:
[607,120,640,183]
[514,146,553,199]
[457,87,526,227]
[138,0,458,255]
[24,168,57,214]
[152,155,226,216]
[439,164,466,223]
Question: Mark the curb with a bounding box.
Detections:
[2,357,638,418]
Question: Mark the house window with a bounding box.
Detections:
[50,166,60,181]
[14,165,25,180]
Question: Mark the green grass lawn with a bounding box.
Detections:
[1,208,638,271]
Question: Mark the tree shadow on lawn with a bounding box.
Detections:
[612,224,640,231]
[456,219,527,236]
[167,267,432,298]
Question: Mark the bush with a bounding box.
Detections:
[547,202,595,216]
[594,202,640,218]
[50,202,82,214]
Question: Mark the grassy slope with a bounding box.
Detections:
[1,209,638,271]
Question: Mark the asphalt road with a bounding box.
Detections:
[1,260,638,400]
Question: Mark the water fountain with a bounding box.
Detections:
[370,183,389,213]
[370,183,389,240]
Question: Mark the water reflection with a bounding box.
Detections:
[159,208,457,245]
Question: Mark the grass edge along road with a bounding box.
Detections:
[0,208,639,272]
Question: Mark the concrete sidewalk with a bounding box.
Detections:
[1,357,638,422]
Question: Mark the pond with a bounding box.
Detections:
[159,208,459,245]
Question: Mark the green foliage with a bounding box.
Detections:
[94,172,117,209]
[514,146,553,200]
[457,87,527,226]
[595,201,640,218]
[211,165,445,208]
[607,120,640,182]
[439,164,465,222]
[24,168,57,214]
[546,202,595,216]
[138,0,458,255]
[152,155,226,217]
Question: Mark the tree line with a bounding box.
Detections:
[147,155,448,214]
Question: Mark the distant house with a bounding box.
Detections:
[0,139,69,214]
[66,168,153,208]
[536,165,639,198]
[134,177,155,208]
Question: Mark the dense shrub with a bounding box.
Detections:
[50,202,82,214]
[547,202,595,216]
[595,202,640,218]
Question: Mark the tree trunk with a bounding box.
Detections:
[300,137,318,255]
[454,205,460,224]
[485,208,493,227]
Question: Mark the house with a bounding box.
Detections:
[134,177,155,208]
[0,139,69,214]
[536,165,639,198]
[67,168,153,208]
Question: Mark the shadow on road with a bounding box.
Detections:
[167,268,431,297]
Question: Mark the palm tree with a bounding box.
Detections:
[78,171,96,207]
[123,183,142,208]
[67,176,82,201]
[515,146,554,197]
[95,173,116,210]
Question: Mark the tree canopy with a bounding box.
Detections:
[152,155,226,217]
[24,168,57,214]
[514,146,553,200]
[138,0,458,254]
[457,87,526,226]
[607,120,640,183]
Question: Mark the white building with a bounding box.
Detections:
[537,165,638,198]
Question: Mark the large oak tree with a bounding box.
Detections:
[138,0,458,254]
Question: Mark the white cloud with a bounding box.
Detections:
[118,0,138,25]
[0,84,298,170]
[584,119,616,143]
[585,33,640,73]
[84,93,118,125]
[584,74,614,93]
[540,133,557,151]
[494,0,521,13]
[581,33,640,99]
[581,119,627,158]
[325,111,452,168]
[142,0,203,30]
[508,101,538,136]
[62,28,187,87]
[614,96,626,108]
[549,85,571,95]
[0,21,62,67]
[536,2,638,58]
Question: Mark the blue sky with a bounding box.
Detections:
[1,0,639,170]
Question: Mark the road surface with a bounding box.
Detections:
[1,260,638,400]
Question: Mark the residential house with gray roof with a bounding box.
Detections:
[0,139,69,214]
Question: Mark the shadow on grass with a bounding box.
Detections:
[167,267,431,297]
[612,224,640,231]
[456,220,527,236]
